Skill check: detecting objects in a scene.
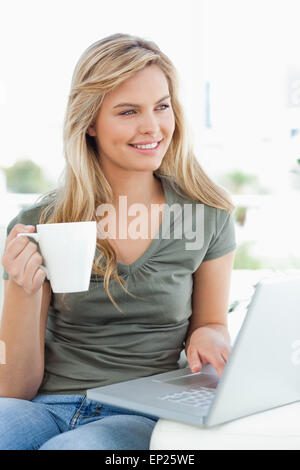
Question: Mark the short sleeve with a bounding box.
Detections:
[203,209,237,261]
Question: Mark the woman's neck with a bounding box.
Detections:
[105,173,163,208]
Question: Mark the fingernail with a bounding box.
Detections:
[25,225,34,230]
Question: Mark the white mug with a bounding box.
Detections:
[17,221,97,293]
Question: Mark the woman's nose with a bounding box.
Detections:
[137,112,160,135]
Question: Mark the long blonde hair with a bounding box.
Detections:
[38,33,235,311]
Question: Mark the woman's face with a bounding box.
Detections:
[87,64,176,174]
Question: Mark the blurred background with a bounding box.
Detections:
[1,0,300,271]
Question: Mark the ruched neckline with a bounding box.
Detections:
[95,175,171,275]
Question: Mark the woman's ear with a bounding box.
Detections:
[86,126,96,137]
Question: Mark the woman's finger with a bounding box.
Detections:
[221,345,231,362]
[4,224,35,249]
[212,353,227,378]
[187,347,202,373]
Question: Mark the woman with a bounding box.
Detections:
[0,33,236,450]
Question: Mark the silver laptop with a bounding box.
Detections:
[87,275,300,427]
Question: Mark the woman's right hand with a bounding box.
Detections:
[1,224,46,295]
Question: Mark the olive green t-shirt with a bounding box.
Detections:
[3,175,237,396]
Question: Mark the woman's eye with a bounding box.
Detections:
[120,104,170,116]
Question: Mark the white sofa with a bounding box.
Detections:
[150,402,300,450]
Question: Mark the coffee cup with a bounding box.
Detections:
[17,221,97,293]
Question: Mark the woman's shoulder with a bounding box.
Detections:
[161,174,227,211]
[161,174,234,233]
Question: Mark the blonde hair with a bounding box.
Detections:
[38,33,235,311]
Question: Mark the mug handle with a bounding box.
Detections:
[16,232,50,279]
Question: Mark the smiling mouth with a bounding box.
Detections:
[129,140,162,149]
[128,141,162,153]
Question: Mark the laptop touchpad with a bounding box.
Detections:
[158,373,218,389]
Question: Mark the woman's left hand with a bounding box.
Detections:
[185,326,231,378]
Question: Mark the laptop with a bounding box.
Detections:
[87,275,300,427]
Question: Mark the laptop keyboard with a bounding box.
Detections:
[158,387,216,410]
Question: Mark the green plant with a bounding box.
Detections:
[219,171,258,194]
[217,170,270,194]
[233,241,264,269]
[234,241,300,270]
[1,159,55,193]
[234,206,247,227]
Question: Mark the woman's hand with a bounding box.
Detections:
[2,224,46,295]
[185,325,231,378]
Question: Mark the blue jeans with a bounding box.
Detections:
[0,394,159,450]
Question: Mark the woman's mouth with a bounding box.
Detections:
[128,140,162,155]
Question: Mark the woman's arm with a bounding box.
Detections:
[0,280,51,399]
[184,250,236,378]
[0,224,51,400]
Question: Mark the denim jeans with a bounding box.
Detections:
[0,393,159,450]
